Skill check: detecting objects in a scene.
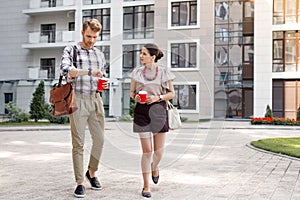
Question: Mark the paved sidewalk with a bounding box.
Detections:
[0,120,300,200]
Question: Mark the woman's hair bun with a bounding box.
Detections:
[144,43,164,62]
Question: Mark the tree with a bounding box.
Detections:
[29,80,46,122]
[264,105,273,118]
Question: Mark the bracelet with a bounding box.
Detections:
[88,68,92,76]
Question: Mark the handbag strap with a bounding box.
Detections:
[58,45,77,86]
[167,100,174,110]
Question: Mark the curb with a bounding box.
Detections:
[1,121,300,132]
[246,143,300,162]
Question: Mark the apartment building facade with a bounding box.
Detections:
[0,0,299,120]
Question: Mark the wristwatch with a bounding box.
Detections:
[88,68,92,76]
[159,95,163,101]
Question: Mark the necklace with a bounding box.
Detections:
[143,66,158,81]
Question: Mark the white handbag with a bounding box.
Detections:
[167,101,182,130]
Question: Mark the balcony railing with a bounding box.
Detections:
[28,66,57,80]
[83,0,111,5]
[28,0,75,9]
[27,30,75,44]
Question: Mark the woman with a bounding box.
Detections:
[129,43,175,198]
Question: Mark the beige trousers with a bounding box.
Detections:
[69,92,105,183]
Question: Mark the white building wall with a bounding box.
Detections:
[0,1,32,81]
[108,0,124,117]
[199,0,215,119]
[154,0,214,120]
[253,0,273,117]
[0,1,33,113]
[0,0,215,119]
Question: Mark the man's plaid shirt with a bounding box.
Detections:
[60,43,107,94]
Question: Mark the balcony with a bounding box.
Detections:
[28,66,59,80]
[83,0,111,5]
[23,0,76,15]
[28,67,48,80]
[22,30,75,49]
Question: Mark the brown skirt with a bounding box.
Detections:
[133,101,169,133]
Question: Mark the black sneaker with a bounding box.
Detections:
[85,170,102,190]
[74,185,86,198]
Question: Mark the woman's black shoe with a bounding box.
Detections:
[141,188,151,198]
[151,163,159,184]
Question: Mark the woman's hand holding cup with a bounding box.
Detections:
[138,91,147,104]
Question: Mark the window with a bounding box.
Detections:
[215,26,229,44]
[219,71,230,86]
[122,83,131,115]
[41,24,56,43]
[83,9,111,41]
[173,84,197,110]
[83,0,110,5]
[123,5,154,39]
[273,79,300,119]
[40,58,55,79]
[69,22,75,31]
[216,2,229,21]
[41,0,56,7]
[122,44,144,77]
[169,42,198,69]
[169,0,199,28]
[273,0,300,24]
[95,45,110,77]
[273,31,300,72]
[4,93,13,114]
[244,1,254,19]
[215,46,228,66]
[243,44,254,64]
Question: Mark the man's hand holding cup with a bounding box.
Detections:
[97,77,109,91]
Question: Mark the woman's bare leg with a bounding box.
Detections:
[152,132,166,177]
[139,132,153,192]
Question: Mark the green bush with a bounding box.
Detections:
[44,104,69,124]
[119,114,133,121]
[180,116,188,122]
[5,102,29,122]
[264,105,273,118]
[129,100,136,117]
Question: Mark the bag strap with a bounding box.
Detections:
[58,45,77,86]
[72,45,77,68]
[167,100,174,110]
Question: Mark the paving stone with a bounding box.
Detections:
[0,121,300,199]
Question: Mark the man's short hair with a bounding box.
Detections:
[82,19,102,32]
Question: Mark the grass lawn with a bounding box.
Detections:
[0,121,53,126]
[251,138,300,159]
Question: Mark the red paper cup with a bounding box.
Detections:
[97,78,108,91]
[138,91,147,103]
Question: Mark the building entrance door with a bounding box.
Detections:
[242,89,253,118]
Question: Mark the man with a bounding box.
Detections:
[60,19,108,198]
